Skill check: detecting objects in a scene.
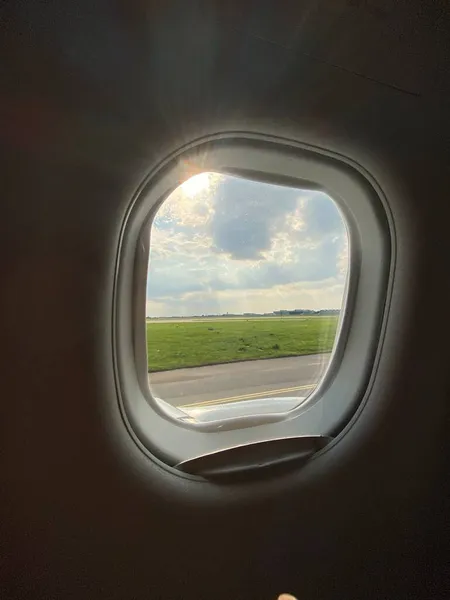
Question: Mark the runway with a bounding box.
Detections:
[148,353,331,408]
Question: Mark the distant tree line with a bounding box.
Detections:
[146,309,340,319]
[272,309,340,316]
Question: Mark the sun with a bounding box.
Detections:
[180,172,210,197]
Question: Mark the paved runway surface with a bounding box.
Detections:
[149,353,331,408]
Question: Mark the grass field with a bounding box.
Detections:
[147,316,339,372]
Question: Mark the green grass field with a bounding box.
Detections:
[147,316,339,372]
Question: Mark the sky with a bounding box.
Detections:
[146,172,348,317]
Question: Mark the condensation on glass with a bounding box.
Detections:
[145,172,349,424]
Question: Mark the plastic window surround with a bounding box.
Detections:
[113,134,392,467]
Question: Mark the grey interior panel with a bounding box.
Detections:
[2,1,449,599]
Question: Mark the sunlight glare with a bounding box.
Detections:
[180,172,210,197]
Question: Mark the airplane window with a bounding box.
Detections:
[146,172,349,424]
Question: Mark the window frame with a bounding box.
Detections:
[113,133,393,467]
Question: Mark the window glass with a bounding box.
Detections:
[146,173,349,423]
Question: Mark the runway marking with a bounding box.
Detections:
[179,384,316,409]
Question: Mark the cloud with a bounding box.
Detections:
[146,174,349,316]
[210,177,299,260]
[300,192,345,238]
[149,279,347,318]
